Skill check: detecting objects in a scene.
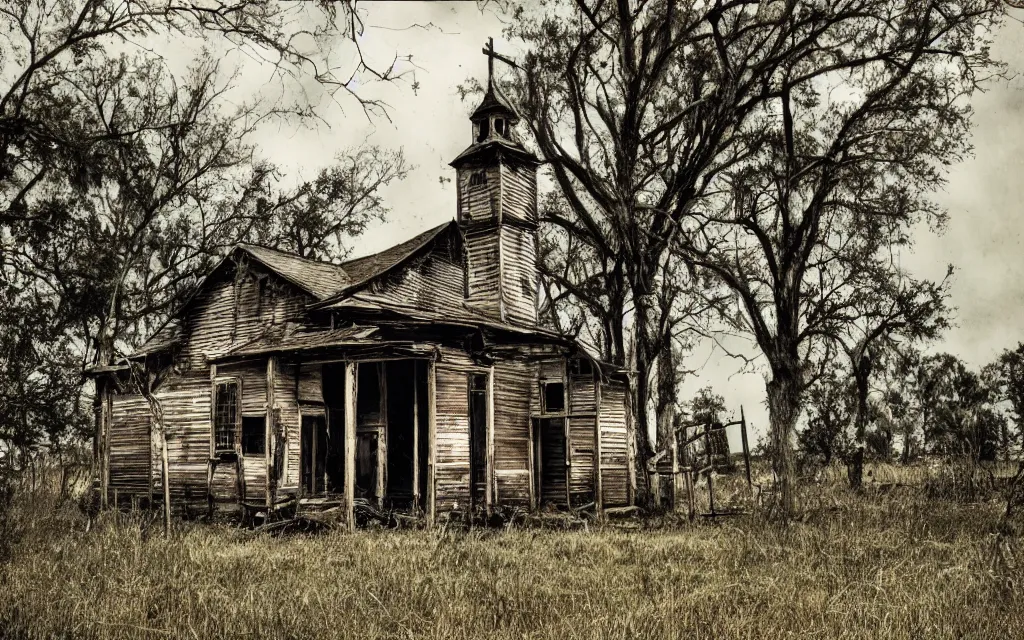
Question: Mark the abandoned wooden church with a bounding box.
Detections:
[89,80,635,527]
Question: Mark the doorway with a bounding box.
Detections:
[300,414,327,495]
[534,417,567,507]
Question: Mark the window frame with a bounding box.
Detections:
[540,380,566,415]
[241,415,266,456]
[212,378,242,455]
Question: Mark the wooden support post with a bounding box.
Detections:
[485,364,495,516]
[377,362,387,510]
[651,470,661,509]
[671,438,681,513]
[594,379,603,516]
[344,361,357,532]
[265,356,276,511]
[412,363,420,514]
[740,406,753,498]
[563,361,572,508]
[705,422,715,516]
[625,380,636,506]
[207,364,217,518]
[426,360,437,528]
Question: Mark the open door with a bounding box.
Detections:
[300,414,327,495]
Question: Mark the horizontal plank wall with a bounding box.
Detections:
[153,372,213,503]
[108,394,151,498]
[433,349,475,511]
[598,380,630,507]
[492,359,533,505]
[568,370,597,506]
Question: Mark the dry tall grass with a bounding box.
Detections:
[0,464,1022,639]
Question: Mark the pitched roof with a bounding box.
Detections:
[471,86,520,121]
[238,220,456,302]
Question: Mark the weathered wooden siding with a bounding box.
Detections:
[297,362,323,404]
[568,416,595,505]
[179,262,309,369]
[349,242,466,317]
[492,359,533,505]
[276,358,300,491]
[434,351,474,510]
[499,162,537,225]
[567,372,597,505]
[457,165,501,224]
[599,380,630,506]
[499,225,537,326]
[464,224,501,319]
[109,394,151,496]
[152,373,212,503]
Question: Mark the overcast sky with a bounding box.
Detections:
[229,2,1024,445]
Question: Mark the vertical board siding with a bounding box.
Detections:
[492,359,533,505]
[108,395,151,496]
[599,381,630,506]
[275,359,300,491]
[499,225,537,326]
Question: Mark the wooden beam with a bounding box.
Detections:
[344,361,357,532]
[377,362,387,510]
[265,356,276,510]
[207,364,217,516]
[563,360,571,508]
[426,359,437,528]
[412,363,420,514]
[485,364,495,516]
[594,379,603,515]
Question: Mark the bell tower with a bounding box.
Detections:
[450,38,540,327]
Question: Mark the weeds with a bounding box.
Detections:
[0,464,1022,639]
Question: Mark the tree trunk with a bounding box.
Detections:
[847,363,870,489]
[655,337,678,452]
[766,368,801,518]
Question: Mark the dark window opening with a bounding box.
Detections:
[214,381,238,452]
[495,118,505,137]
[469,373,488,507]
[241,416,265,455]
[469,171,487,187]
[520,275,533,298]
[542,381,565,413]
[476,118,490,142]
[569,358,594,376]
[357,363,383,424]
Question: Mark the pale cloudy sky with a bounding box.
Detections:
[225,2,1024,445]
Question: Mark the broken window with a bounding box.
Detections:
[495,118,505,137]
[477,118,490,142]
[241,416,265,456]
[569,358,594,376]
[541,381,565,413]
[214,381,239,452]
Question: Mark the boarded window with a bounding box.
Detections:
[242,416,265,456]
[214,382,239,452]
[542,381,565,413]
[469,171,487,187]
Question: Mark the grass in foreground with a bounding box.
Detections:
[0,479,1022,639]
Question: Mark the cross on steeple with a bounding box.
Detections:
[482,37,518,90]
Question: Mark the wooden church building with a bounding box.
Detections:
[89,78,635,527]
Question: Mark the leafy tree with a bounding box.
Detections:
[798,372,852,466]
[508,0,1003,514]
[921,354,1002,461]
[982,342,1024,456]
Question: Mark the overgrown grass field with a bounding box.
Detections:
[1,465,1022,639]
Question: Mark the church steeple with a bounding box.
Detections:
[450,38,540,327]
